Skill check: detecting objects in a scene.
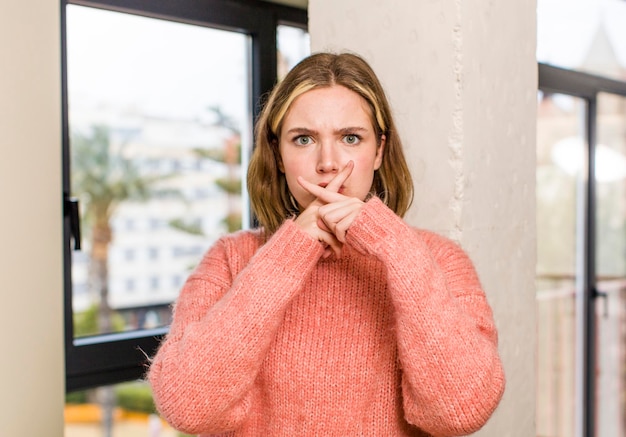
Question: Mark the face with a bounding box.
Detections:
[278,85,385,210]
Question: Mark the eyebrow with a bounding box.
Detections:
[337,126,369,135]
[284,127,317,136]
[284,126,371,136]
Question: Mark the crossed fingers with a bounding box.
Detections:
[296,160,354,204]
[297,161,364,244]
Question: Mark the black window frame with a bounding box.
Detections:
[62,0,307,392]
[538,62,626,437]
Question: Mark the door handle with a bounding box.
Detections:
[64,194,81,251]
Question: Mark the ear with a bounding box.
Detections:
[374,134,385,170]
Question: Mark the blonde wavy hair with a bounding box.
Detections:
[247,52,413,234]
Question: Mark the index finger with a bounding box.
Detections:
[297,177,346,204]
[326,160,354,193]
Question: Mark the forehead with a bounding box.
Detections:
[282,85,375,128]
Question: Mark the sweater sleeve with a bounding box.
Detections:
[346,197,505,437]
[148,220,324,435]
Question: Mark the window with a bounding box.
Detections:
[62,0,308,393]
[277,23,310,80]
[595,91,626,437]
[537,66,626,437]
[537,2,626,436]
[537,42,626,437]
[536,91,585,437]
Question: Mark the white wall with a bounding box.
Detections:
[0,2,65,436]
[309,1,537,435]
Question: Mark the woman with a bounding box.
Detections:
[149,52,505,436]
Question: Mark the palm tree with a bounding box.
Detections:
[71,125,157,334]
[71,124,163,437]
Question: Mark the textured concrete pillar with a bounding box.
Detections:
[309,1,537,435]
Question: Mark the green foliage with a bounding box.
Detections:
[215,177,242,194]
[66,382,159,415]
[169,218,204,236]
[65,390,88,404]
[223,212,242,233]
[114,382,156,414]
[74,303,126,337]
[193,145,241,164]
[71,125,154,226]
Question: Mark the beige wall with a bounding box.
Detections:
[0,2,65,436]
[309,1,537,435]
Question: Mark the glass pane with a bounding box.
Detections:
[536,92,587,437]
[537,0,626,81]
[595,92,626,437]
[65,381,187,437]
[67,5,251,337]
[277,24,310,80]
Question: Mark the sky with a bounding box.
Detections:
[66,4,311,136]
[66,5,250,125]
[537,0,626,71]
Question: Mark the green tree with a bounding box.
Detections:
[73,303,125,337]
[71,124,167,437]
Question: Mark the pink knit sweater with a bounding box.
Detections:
[149,197,505,436]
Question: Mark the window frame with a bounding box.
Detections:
[538,62,626,437]
[61,0,307,392]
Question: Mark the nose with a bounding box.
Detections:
[316,143,339,174]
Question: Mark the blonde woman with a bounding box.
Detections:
[149,52,505,436]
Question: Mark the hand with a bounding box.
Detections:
[316,197,364,244]
[294,162,355,259]
[297,161,365,246]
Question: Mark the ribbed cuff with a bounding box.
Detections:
[346,197,414,257]
[259,218,326,280]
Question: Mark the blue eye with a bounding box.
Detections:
[343,134,361,145]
